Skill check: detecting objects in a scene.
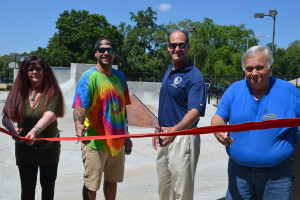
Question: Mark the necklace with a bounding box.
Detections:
[30,90,39,102]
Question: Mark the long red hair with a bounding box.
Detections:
[3,55,65,123]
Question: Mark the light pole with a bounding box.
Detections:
[184,27,197,66]
[254,10,277,55]
[247,35,271,50]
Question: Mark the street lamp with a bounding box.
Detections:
[247,35,271,50]
[184,27,197,66]
[254,10,277,55]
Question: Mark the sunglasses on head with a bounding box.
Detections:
[26,67,43,72]
[97,48,114,54]
[168,42,188,49]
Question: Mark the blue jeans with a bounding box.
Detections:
[226,158,293,200]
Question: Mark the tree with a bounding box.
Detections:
[166,18,254,76]
[273,40,300,75]
[266,42,277,54]
[285,40,300,75]
[33,9,123,67]
[0,53,29,83]
[118,7,169,73]
[273,48,287,75]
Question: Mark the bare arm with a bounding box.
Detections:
[211,114,232,146]
[159,108,201,147]
[124,107,132,154]
[73,106,86,137]
[152,123,160,150]
[2,113,19,136]
[172,108,200,131]
[73,106,90,144]
[3,110,57,145]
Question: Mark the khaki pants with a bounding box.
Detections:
[156,135,201,200]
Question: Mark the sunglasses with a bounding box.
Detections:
[168,42,188,49]
[26,67,43,73]
[97,48,114,54]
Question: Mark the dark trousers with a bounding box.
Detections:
[18,164,58,200]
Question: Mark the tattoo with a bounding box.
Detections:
[73,110,86,124]
[34,126,42,136]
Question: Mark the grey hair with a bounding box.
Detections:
[241,46,273,71]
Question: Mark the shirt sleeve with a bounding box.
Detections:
[117,70,131,106]
[297,91,300,117]
[296,91,300,132]
[46,95,61,116]
[215,85,235,122]
[187,77,207,117]
[72,72,91,109]
[124,78,131,106]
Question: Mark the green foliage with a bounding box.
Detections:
[273,40,300,75]
[0,54,14,81]
[0,52,29,82]
[273,48,287,75]
[33,9,123,67]
[118,7,170,73]
[285,40,300,75]
[166,18,252,76]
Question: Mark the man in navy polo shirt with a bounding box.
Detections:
[152,30,207,200]
[212,46,300,200]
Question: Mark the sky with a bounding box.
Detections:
[0,0,299,56]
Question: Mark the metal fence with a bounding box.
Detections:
[206,75,300,105]
[124,72,300,101]
[1,68,299,96]
[123,72,165,82]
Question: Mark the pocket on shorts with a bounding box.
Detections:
[81,143,88,162]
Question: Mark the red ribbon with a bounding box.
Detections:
[1,118,300,142]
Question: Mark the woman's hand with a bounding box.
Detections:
[24,127,39,146]
[13,127,23,143]
[24,111,57,146]
[2,113,23,143]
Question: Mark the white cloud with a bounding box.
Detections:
[158,3,171,12]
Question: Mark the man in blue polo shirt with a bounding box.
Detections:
[152,30,207,200]
[212,46,300,200]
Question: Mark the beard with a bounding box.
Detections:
[97,56,114,67]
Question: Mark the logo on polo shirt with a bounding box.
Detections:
[171,76,182,88]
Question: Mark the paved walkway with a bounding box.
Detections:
[0,91,228,200]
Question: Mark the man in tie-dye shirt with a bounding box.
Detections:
[72,37,132,200]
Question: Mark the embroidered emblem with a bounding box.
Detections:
[171,76,182,88]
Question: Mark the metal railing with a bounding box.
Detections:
[123,73,300,106]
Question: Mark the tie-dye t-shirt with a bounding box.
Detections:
[72,67,131,156]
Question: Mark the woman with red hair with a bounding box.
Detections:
[2,55,65,200]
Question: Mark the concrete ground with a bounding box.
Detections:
[0,90,229,200]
